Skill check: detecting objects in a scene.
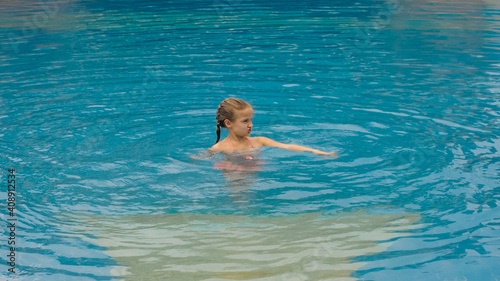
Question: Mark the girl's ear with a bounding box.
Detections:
[224,119,231,128]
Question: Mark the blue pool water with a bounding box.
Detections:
[1,0,500,280]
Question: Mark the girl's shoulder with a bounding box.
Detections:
[249,136,270,146]
[209,139,232,153]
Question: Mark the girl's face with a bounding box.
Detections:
[227,107,253,136]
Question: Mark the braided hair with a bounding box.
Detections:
[215,98,251,144]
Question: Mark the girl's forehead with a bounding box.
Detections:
[236,107,253,118]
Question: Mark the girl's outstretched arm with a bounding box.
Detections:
[255,137,338,158]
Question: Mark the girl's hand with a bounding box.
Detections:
[190,150,216,160]
[313,150,338,158]
[189,152,204,160]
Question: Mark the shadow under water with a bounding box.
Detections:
[66,210,421,280]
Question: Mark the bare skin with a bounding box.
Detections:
[209,107,338,158]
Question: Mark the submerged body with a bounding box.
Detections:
[213,137,263,171]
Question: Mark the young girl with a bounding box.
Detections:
[206,98,337,169]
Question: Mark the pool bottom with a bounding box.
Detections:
[66,210,421,280]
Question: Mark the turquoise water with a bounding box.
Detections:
[1,0,500,280]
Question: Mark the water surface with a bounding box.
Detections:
[1,0,499,280]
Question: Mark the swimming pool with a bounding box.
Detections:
[1,0,499,280]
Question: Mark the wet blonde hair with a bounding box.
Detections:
[215,98,251,144]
